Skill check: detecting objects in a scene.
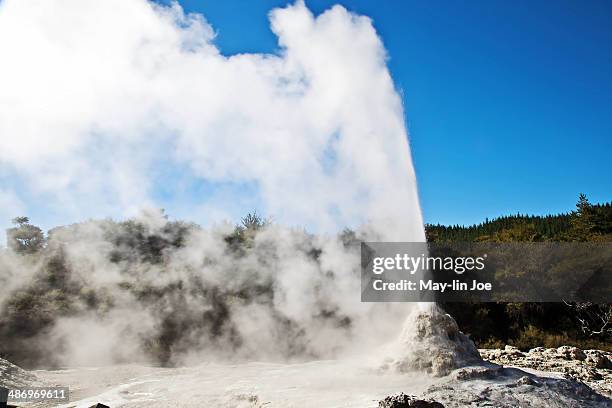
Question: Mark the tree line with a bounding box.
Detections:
[426,194,612,350]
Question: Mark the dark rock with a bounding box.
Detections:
[452,365,503,381]
[586,351,612,369]
[89,404,110,408]
[515,375,539,386]
[557,346,586,361]
[379,392,445,408]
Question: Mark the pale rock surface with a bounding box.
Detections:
[418,365,611,408]
[480,346,612,397]
[0,357,43,389]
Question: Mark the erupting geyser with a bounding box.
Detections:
[0,0,484,405]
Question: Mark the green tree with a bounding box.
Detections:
[6,217,45,254]
[241,212,267,232]
[570,193,595,241]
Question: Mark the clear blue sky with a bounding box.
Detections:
[174,0,612,226]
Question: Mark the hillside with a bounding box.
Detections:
[426,194,612,351]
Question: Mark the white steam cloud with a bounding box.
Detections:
[0,0,423,241]
[0,0,426,368]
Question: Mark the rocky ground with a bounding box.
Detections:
[378,346,612,408]
[378,307,612,408]
[480,345,612,397]
[380,363,612,407]
[418,364,610,408]
[0,358,43,389]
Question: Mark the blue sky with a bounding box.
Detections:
[176,0,612,226]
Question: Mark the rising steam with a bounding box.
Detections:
[0,0,423,240]
[0,0,425,368]
[0,213,415,367]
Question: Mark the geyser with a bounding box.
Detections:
[0,0,464,382]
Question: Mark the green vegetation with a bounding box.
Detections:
[1,195,609,368]
[427,194,612,351]
[427,194,611,243]
[6,217,45,254]
[0,212,351,368]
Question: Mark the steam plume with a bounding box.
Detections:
[0,0,423,240]
[0,0,425,368]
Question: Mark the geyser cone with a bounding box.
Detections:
[379,303,482,377]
